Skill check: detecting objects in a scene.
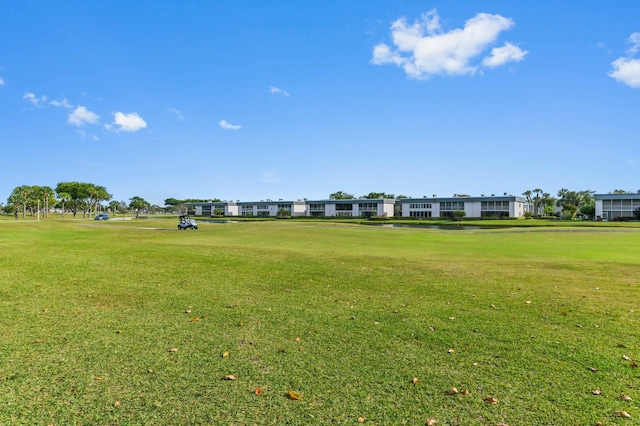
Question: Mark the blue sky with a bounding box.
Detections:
[1,1,639,206]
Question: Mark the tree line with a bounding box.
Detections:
[3,182,156,218]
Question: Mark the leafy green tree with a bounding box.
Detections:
[329,191,355,200]
[129,196,150,218]
[452,210,466,221]
[277,208,291,218]
[557,189,594,217]
[362,192,395,199]
[561,204,578,219]
[634,207,640,220]
[55,182,110,217]
[580,204,595,220]
[8,185,32,218]
[612,189,628,194]
[109,200,120,215]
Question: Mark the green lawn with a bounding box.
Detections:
[0,219,638,425]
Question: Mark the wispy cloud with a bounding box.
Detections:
[106,112,147,132]
[50,97,73,108]
[68,106,99,126]
[219,119,241,130]
[270,86,290,97]
[609,32,640,88]
[0,77,4,86]
[76,129,100,141]
[168,107,184,120]
[372,9,527,79]
[23,92,48,107]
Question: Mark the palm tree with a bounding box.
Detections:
[522,190,533,213]
[58,192,71,218]
[109,200,120,216]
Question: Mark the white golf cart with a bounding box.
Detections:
[177,214,198,230]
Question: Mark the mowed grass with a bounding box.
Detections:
[0,219,639,425]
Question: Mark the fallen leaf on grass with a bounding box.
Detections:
[621,394,633,401]
[294,337,301,342]
[168,348,178,352]
[288,391,302,400]
[592,389,602,395]
[589,367,597,372]
[412,377,419,384]
[43,308,50,312]
[623,355,631,361]
[448,387,459,395]
[255,387,262,395]
[448,349,456,354]
[614,411,631,418]
[223,375,237,381]
[460,389,470,395]
[95,377,105,381]
[426,419,437,425]
[222,352,229,357]
[116,330,123,334]
[631,362,638,368]
[484,397,499,404]
[33,339,45,343]
[189,317,200,322]
[185,310,192,313]
[114,401,120,407]
[357,417,365,423]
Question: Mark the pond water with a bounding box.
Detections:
[362,223,507,230]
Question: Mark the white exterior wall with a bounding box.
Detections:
[379,201,395,217]
[194,206,203,216]
[466,201,480,218]
[595,200,603,218]
[226,204,239,216]
[512,201,524,218]
[292,202,306,217]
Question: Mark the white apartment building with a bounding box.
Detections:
[186,195,525,219]
[594,192,640,220]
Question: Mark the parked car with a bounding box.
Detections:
[95,214,109,220]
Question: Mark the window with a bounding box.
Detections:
[440,201,464,211]
[335,203,352,211]
[410,211,431,218]
[409,203,432,209]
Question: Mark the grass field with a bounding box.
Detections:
[0,218,638,425]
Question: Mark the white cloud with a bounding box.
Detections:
[50,97,73,108]
[68,106,99,126]
[609,33,640,88]
[372,9,527,79]
[168,107,184,120]
[219,119,241,130]
[0,77,4,86]
[483,42,528,67]
[628,32,640,55]
[23,92,47,107]
[106,112,148,132]
[609,58,640,88]
[270,86,290,97]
